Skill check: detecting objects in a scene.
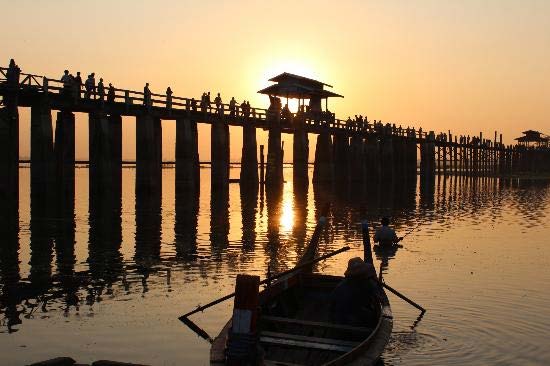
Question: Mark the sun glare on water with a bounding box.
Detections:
[279,192,295,232]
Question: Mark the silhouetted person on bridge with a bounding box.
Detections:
[107,83,115,103]
[6,59,20,85]
[61,70,72,95]
[244,101,251,118]
[206,91,211,112]
[346,116,353,130]
[74,72,82,98]
[166,87,173,109]
[240,100,247,117]
[214,92,222,113]
[374,217,403,247]
[85,73,96,99]
[281,103,291,121]
[191,97,197,111]
[200,92,207,112]
[144,83,151,107]
[97,78,105,102]
[229,97,236,117]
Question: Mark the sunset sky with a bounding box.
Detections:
[2,0,550,161]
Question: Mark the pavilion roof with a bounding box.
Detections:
[268,72,333,88]
[258,72,343,99]
[515,130,549,142]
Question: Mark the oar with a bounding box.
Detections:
[179,246,350,341]
[380,281,426,314]
[362,220,426,315]
[179,245,349,321]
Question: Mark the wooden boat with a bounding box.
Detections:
[210,218,393,366]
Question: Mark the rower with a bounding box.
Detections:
[373,217,403,247]
[330,257,379,326]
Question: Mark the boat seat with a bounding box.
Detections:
[263,361,303,366]
[259,331,359,353]
[261,315,373,334]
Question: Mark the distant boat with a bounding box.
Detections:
[210,216,392,366]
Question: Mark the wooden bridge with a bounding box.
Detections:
[1,59,549,215]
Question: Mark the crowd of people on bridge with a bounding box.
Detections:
[60,69,117,104]
[52,70,394,131]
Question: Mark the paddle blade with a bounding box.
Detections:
[179,316,213,343]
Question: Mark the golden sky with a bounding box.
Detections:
[3,0,550,161]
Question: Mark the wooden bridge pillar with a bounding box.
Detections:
[420,131,436,176]
[211,115,230,191]
[453,136,458,175]
[240,120,258,188]
[442,134,448,175]
[0,66,20,220]
[408,129,418,178]
[135,116,162,267]
[89,113,122,200]
[88,119,123,282]
[467,137,472,176]
[472,140,478,176]
[266,115,283,189]
[136,114,162,195]
[54,111,75,202]
[350,134,366,183]
[176,117,200,192]
[30,95,55,205]
[380,124,394,179]
[312,131,333,185]
[365,134,381,185]
[293,118,309,188]
[333,132,349,182]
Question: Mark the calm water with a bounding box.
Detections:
[1,166,550,365]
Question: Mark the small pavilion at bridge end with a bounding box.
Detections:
[515,130,549,148]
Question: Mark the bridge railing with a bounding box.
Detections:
[0,63,431,139]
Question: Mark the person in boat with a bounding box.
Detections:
[374,217,403,247]
[330,257,379,326]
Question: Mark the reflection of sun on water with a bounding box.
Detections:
[280,192,294,232]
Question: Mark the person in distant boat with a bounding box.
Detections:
[374,217,403,247]
[330,257,379,326]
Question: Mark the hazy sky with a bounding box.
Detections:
[2,0,549,161]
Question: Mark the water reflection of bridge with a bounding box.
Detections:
[1,168,550,332]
